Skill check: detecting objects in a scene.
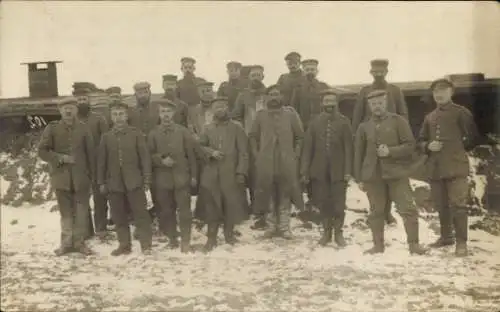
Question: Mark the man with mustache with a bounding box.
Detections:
[418,78,478,257]
[162,74,190,128]
[250,85,304,240]
[354,89,428,255]
[277,51,306,109]
[198,97,249,252]
[301,89,352,247]
[73,88,110,241]
[177,57,207,108]
[352,59,408,226]
[217,61,247,112]
[38,97,95,256]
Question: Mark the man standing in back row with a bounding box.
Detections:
[418,78,478,257]
[352,59,409,226]
[177,57,207,108]
[277,51,306,109]
[218,61,248,112]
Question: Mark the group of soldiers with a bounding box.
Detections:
[38,52,479,258]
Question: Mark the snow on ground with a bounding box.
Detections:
[2,184,500,312]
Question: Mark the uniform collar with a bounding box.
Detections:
[160,122,175,132]
[437,102,454,111]
[372,80,388,89]
[372,113,389,123]
[112,125,128,134]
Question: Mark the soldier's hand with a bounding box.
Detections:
[344,174,352,182]
[236,174,246,184]
[358,182,365,192]
[212,150,224,160]
[162,156,175,167]
[144,183,150,192]
[60,155,75,164]
[428,140,443,152]
[99,185,107,194]
[300,175,309,186]
[190,178,197,188]
[377,144,390,157]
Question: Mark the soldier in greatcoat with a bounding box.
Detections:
[162,74,190,128]
[198,96,249,252]
[217,61,248,112]
[230,65,267,223]
[354,90,428,255]
[73,88,110,241]
[300,89,352,247]
[97,101,153,256]
[352,59,409,226]
[177,57,207,108]
[148,99,198,252]
[418,78,478,257]
[249,85,304,240]
[276,51,306,109]
[38,98,95,256]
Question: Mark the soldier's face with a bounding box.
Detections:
[198,86,214,102]
[135,88,151,103]
[227,67,241,79]
[249,70,264,82]
[181,63,195,75]
[76,95,90,106]
[59,104,78,120]
[159,106,175,124]
[303,64,318,80]
[286,60,301,72]
[212,101,228,118]
[370,67,388,81]
[111,108,128,127]
[368,96,388,116]
[432,87,453,105]
[322,95,338,113]
[267,89,282,102]
[163,81,177,93]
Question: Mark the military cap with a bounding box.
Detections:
[226,61,242,69]
[301,59,319,66]
[370,59,389,68]
[109,100,129,110]
[153,98,177,109]
[105,86,122,95]
[430,77,454,91]
[249,65,264,72]
[284,51,301,61]
[266,84,281,94]
[211,96,229,104]
[366,89,388,100]
[197,81,214,88]
[58,97,78,108]
[181,57,196,64]
[72,88,91,96]
[319,88,339,97]
[162,74,178,82]
[133,81,151,91]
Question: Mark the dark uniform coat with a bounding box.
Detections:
[249,106,304,213]
[354,113,417,182]
[161,95,190,128]
[277,70,306,108]
[97,126,152,193]
[38,120,95,191]
[177,75,206,107]
[128,102,160,136]
[230,86,267,134]
[217,78,248,112]
[148,124,197,190]
[352,82,409,132]
[296,79,329,130]
[199,119,249,224]
[418,103,478,180]
[188,104,214,139]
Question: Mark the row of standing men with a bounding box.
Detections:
[38,52,478,257]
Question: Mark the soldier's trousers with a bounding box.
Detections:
[92,183,109,233]
[312,179,347,230]
[155,187,192,241]
[266,180,292,232]
[55,189,90,249]
[108,188,152,250]
[430,177,469,243]
[364,178,420,246]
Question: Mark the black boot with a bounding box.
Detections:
[333,216,347,247]
[180,220,192,253]
[224,223,238,245]
[318,219,333,246]
[364,219,385,254]
[403,216,428,255]
[203,223,219,253]
[251,216,267,230]
[454,208,469,257]
[429,237,455,248]
[111,245,132,256]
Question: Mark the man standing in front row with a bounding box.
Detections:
[250,85,304,240]
[148,99,198,252]
[352,59,408,226]
[98,101,153,256]
[354,90,428,255]
[301,89,352,247]
[198,97,248,252]
[418,78,478,257]
[38,98,95,256]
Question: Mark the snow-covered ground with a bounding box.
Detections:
[2,182,499,312]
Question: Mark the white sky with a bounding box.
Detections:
[1,1,499,98]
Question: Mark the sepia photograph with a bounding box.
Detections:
[1,1,499,311]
